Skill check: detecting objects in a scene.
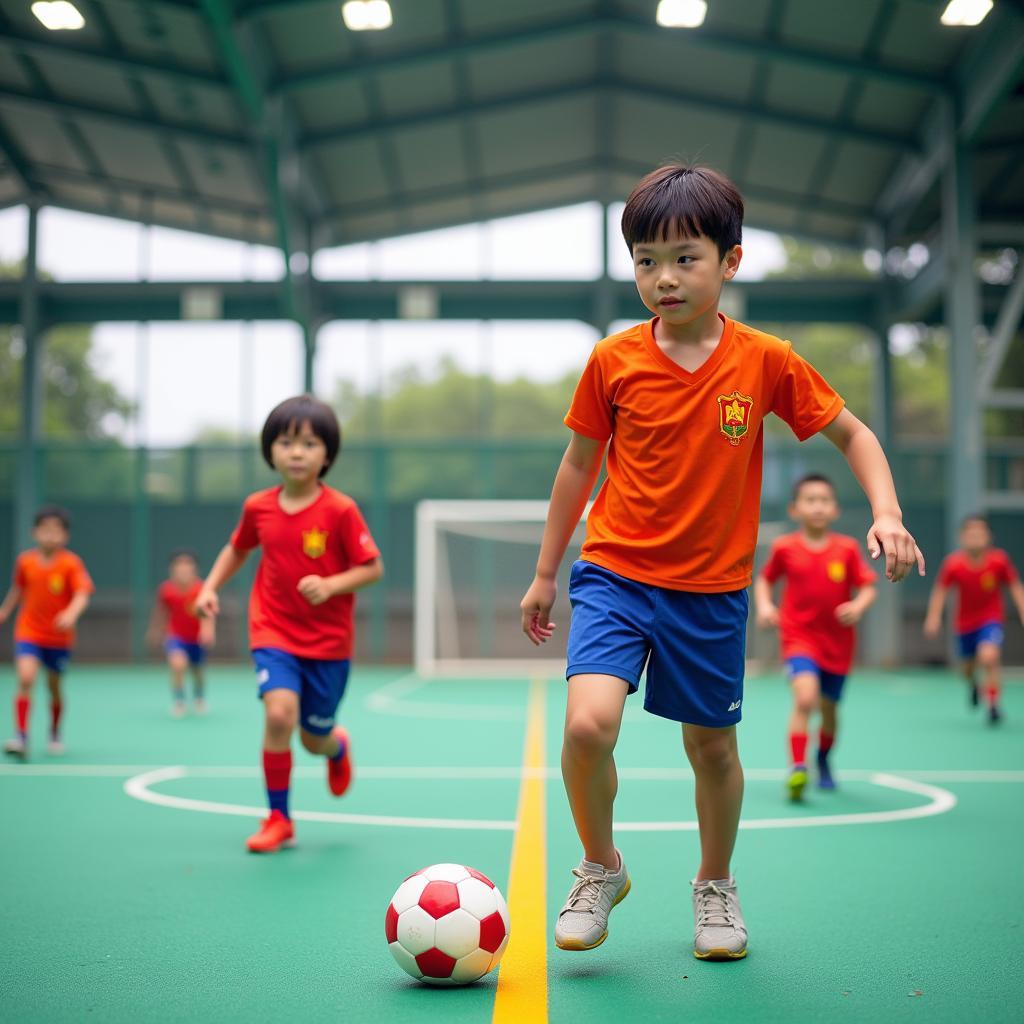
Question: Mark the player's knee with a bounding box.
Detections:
[794,693,817,715]
[976,644,1000,668]
[685,730,738,775]
[168,652,188,672]
[564,713,615,758]
[264,702,297,736]
[299,730,326,754]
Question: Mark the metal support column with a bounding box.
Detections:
[14,203,41,559]
[941,121,984,549]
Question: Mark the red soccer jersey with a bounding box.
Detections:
[158,579,203,644]
[230,485,380,661]
[13,548,95,649]
[761,532,876,675]
[936,548,1018,634]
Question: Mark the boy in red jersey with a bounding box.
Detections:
[924,514,1024,724]
[755,474,876,799]
[196,395,382,853]
[520,164,924,962]
[0,505,94,757]
[148,550,214,717]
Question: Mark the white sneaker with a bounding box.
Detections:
[692,877,748,960]
[48,738,65,755]
[171,702,187,719]
[193,698,208,715]
[554,851,630,951]
[3,735,26,758]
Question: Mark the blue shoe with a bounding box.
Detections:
[816,752,836,790]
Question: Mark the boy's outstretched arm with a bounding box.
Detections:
[1008,578,1024,626]
[753,574,779,628]
[520,432,605,645]
[821,409,925,582]
[54,590,90,632]
[923,582,948,638]
[196,544,250,618]
[0,583,21,625]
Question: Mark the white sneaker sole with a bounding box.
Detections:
[555,876,631,951]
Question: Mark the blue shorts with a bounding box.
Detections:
[15,641,71,675]
[785,656,847,702]
[565,559,747,728]
[252,647,350,736]
[165,637,206,666]
[958,622,1004,659]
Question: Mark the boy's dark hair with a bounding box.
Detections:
[621,164,744,258]
[260,394,341,478]
[960,513,989,529]
[791,473,836,502]
[168,548,198,566]
[34,504,71,530]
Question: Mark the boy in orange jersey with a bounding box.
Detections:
[147,550,214,718]
[519,164,924,962]
[196,395,383,853]
[754,474,877,800]
[0,505,94,757]
[924,514,1024,724]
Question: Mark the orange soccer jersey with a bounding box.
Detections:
[565,315,844,592]
[13,548,94,648]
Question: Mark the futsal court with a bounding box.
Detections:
[2,662,1021,1024]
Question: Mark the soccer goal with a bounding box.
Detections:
[414,499,787,678]
[414,500,590,677]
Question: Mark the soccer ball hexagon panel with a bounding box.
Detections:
[385,864,510,985]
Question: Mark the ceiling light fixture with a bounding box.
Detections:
[656,0,708,29]
[940,0,993,26]
[31,1,85,30]
[341,1,393,31]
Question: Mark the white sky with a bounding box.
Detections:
[0,202,787,445]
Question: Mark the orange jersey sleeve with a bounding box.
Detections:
[13,549,94,648]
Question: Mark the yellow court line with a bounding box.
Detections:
[493,678,548,1024]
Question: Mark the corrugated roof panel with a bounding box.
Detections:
[0,48,34,90]
[460,0,595,35]
[779,0,884,58]
[145,79,241,136]
[1,107,89,172]
[84,121,186,191]
[817,139,896,208]
[376,61,458,119]
[293,80,371,133]
[100,2,219,72]
[318,136,392,204]
[877,4,965,75]
[466,31,596,102]
[742,122,828,195]
[33,58,140,115]
[763,64,849,122]
[392,121,466,190]
[853,79,930,135]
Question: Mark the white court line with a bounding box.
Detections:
[117,765,961,832]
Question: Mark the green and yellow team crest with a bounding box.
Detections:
[717,391,754,446]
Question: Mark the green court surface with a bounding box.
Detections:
[2,664,1023,1023]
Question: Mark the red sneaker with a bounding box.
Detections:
[327,727,353,797]
[246,810,295,853]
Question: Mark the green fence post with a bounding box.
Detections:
[131,446,151,661]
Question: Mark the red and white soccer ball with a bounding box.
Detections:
[385,863,510,985]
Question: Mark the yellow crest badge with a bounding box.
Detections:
[717,391,754,446]
[827,561,847,583]
[981,572,996,592]
[48,574,65,595]
[302,527,328,559]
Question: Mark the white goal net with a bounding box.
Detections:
[414,499,786,678]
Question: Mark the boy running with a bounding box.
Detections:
[196,395,382,853]
[924,515,1024,724]
[1,505,94,757]
[754,474,876,800]
[148,549,214,717]
[520,164,924,961]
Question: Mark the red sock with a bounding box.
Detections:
[986,683,1000,707]
[263,749,292,818]
[818,731,834,756]
[51,700,63,736]
[789,732,808,766]
[15,696,30,736]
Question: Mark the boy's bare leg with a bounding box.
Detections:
[977,642,1002,720]
[820,696,837,740]
[168,650,187,713]
[5,655,38,754]
[683,723,743,882]
[787,672,819,740]
[962,656,979,707]
[263,690,298,750]
[46,671,64,743]
[562,674,629,870]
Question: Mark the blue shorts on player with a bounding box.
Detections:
[565,559,747,728]
[957,621,1004,659]
[252,647,350,736]
[15,640,71,675]
[165,636,206,666]
[785,655,847,702]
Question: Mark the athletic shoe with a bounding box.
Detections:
[970,683,979,708]
[193,698,208,716]
[246,810,295,853]
[989,705,1003,726]
[327,726,353,797]
[816,751,835,790]
[554,852,630,951]
[692,877,748,960]
[171,702,186,719]
[787,765,808,802]
[47,738,65,755]
[3,736,26,758]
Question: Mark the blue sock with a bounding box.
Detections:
[329,733,346,761]
[267,788,289,818]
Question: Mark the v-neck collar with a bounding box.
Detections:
[641,313,735,386]
[276,483,327,517]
